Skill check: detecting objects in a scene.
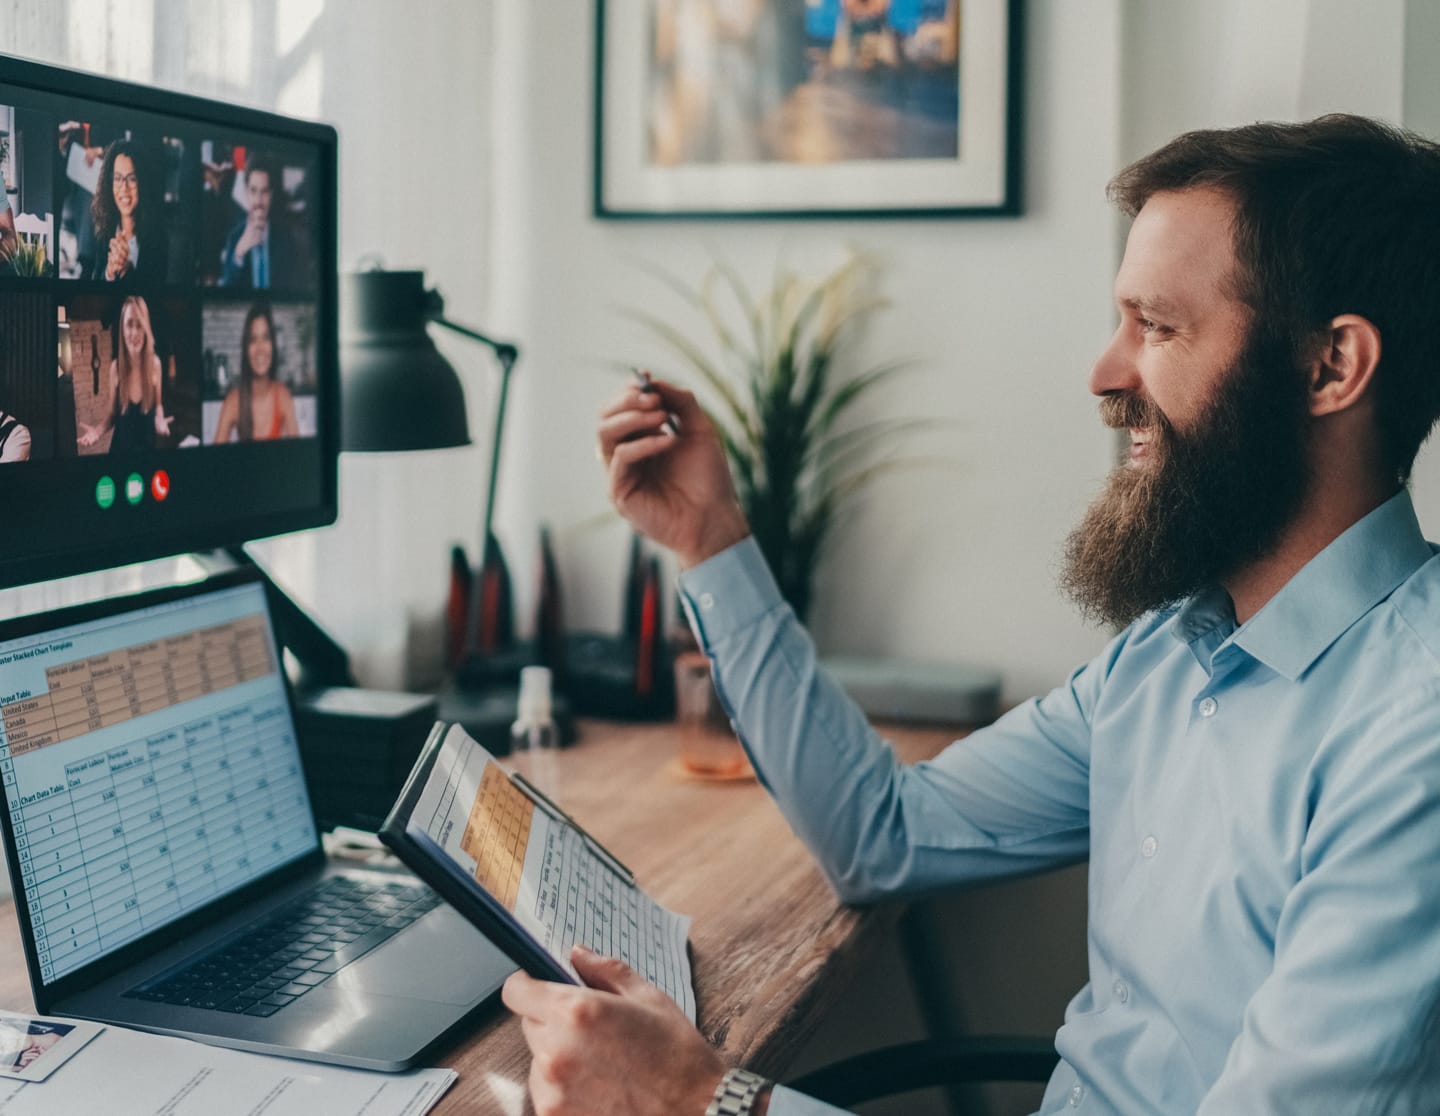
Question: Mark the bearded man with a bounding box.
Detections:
[505,115,1440,1116]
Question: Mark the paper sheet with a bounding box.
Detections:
[411,725,696,1020]
[0,1013,455,1115]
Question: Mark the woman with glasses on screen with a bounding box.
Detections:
[78,295,173,451]
[212,302,298,442]
[89,138,168,282]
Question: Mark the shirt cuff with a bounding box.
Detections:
[765,1084,847,1115]
[677,536,787,651]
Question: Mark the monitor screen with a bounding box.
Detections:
[0,54,338,589]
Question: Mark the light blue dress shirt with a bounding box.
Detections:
[679,490,1440,1115]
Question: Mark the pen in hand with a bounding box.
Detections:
[633,369,682,437]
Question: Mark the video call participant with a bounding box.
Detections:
[0,192,16,265]
[213,302,298,441]
[78,295,174,452]
[509,114,1440,1116]
[0,406,31,462]
[90,139,168,282]
[219,156,302,289]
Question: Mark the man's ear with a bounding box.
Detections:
[1308,314,1381,417]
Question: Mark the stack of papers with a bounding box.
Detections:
[0,1010,455,1116]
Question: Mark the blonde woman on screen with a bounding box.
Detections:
[78,295,172,451]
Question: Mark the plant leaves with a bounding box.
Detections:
[624,251,943,618]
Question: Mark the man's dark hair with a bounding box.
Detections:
[245,154,279,189]
[1108,114,1440,484]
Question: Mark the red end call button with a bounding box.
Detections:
[151,470,171,501]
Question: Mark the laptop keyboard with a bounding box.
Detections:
[124,875,442,1016]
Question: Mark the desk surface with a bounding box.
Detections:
[0,718,958,1113]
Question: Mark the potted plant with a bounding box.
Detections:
[9,235,47,277]
[629,254,925,622]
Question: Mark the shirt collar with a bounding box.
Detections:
[1215,490,1432,681]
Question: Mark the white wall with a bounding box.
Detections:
[256,0,496,690]
[333,0,1440,700]
[492,0,1124,706]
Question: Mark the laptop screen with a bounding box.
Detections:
[0,579,317,984]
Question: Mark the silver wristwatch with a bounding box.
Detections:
[705,1067,770,1116]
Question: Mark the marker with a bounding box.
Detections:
[633,369,681,437]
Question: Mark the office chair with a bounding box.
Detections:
[787,1034,1059,1109]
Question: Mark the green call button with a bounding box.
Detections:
[95,476,116,509]
[125,473,145,506]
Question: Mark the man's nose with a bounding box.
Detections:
[1087,328,1140,398]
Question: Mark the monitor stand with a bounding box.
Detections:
[196,547,573,757]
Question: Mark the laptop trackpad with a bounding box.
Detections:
[328,906,515,1005]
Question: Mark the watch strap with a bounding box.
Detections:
[705,1067,770,1116]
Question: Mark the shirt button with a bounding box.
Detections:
[1069,1084,1085,1107]
[1141,835,1158,859]
[1113,979,1130,1004]
[699,592,715,610]
[1198,696,1218,717]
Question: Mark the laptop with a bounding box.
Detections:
[0,568,515,1070]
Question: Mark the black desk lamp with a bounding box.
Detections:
[341,267,544,747]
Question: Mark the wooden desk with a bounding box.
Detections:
[0,718,958,1113]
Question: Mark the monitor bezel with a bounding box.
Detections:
[0,52,340,589]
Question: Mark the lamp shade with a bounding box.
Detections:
[341,269,471,451]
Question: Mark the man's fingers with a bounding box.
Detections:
[599,385,663,421]
[571,945,650,997]
[607,432,678,477]
[643,378,702,421]
[598,409,671,457]
[519,1014,547,1050]
[502,969,576,1022]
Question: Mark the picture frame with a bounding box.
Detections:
[593,0,1022,220]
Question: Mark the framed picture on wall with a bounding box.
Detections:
[593,0,1022,219]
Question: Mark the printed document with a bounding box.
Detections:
[0,1011,455,1115]
[411,724,696,1020]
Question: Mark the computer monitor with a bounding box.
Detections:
[0,53,338,590]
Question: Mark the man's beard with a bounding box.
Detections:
[1060,335,1311,629]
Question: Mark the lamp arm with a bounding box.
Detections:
[430,313,519,658]
[430,314,519,367]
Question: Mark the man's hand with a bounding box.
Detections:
[597,377,750,568]
[233,212,267,263]
[503,946,727,1116]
